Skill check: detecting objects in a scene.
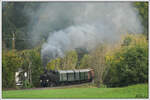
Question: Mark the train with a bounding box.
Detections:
[40,69,94,87]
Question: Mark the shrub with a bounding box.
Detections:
[103,34,148,87]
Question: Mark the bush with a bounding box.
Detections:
[22,79,33,88]
[2,50,22,88]
[103,34,148,87]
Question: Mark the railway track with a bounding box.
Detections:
[23,82,92,90]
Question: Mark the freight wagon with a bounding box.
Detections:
[40,69,94,87]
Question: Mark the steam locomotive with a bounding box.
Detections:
[40,69,94,87]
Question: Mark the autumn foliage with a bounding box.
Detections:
[103,34,148,87]
[2,50,22,88]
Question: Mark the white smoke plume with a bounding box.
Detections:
[26,2,143,65]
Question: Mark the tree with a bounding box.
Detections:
[90,44,108,88]
[2,2,41,50]
[2,50,22,88]
[29,49,44,87]
[46,50,78,70]
[62,50,78,70]
[134,2,148,37]
[103,34,148,87]
[46,58,61,71]
[19,48,44,88]
[80,54,91,69]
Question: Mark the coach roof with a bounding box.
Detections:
[79,69,90,72]
[58,70,67,73]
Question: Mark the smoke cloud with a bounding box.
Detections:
[26,2,143,65]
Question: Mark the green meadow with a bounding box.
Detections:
[2,83,148,98]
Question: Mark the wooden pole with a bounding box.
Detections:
[12,32,15,50]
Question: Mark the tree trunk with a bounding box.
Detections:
[29,62,32,85]
[97,81,100,88]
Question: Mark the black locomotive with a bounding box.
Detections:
[40,69,94,87]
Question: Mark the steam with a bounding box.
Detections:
[26,2,143,65]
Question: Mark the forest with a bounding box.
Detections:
[2,2,148,89]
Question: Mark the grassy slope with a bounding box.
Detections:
[2,83,148,98]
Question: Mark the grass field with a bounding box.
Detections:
[2,83,148,98]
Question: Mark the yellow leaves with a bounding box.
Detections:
[126,34,148,52]
[106,34,148,68]
[80,54,91,69]
[119,56,124,61]
[105,46,116,64]
[114,58,121,64]
[55,58,60,63]
[105,55,113,63]
[121,34,147,48]
[105,54,123,65]
[63,50,78,69]
[2,50,23,71]
[46,57,61,71]
[46,59,55,70]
